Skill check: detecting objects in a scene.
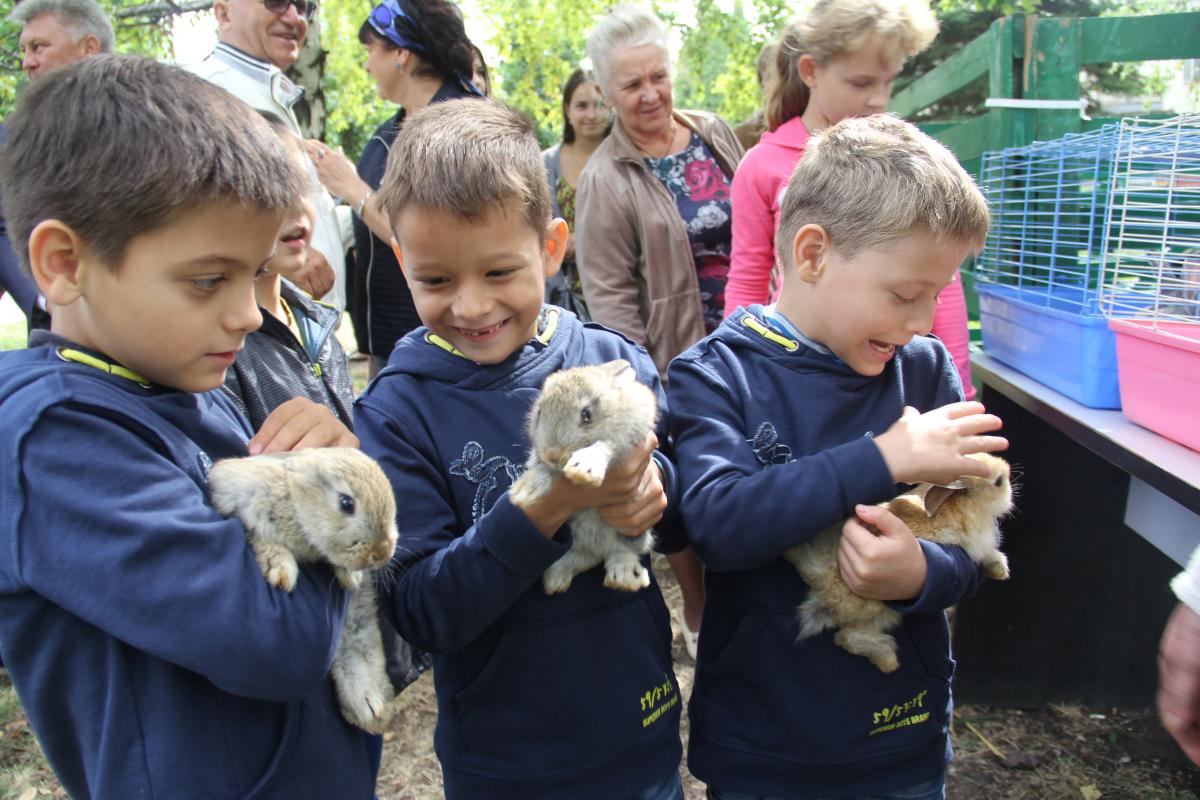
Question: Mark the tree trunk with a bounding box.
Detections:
[289,18,327,139]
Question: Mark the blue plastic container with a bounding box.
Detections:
[976,284,1123,408]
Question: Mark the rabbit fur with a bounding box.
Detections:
[782,453,1014,673]
[508,360,659,594]
[207,446,401,734]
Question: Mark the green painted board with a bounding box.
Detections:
[1080,13,1200,64]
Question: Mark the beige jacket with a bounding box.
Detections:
[575,109,744,378]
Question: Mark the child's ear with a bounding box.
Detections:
[790,224,830,285]
[28,220,88,306]
[797,54,819,89]
[542,218,568,278]
[389,237,406,277]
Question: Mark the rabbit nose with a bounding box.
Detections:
[373,538,396,562]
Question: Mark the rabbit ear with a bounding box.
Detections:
[911,482,966,517]
[602,359,635,384]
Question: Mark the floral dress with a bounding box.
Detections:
[644,131,733,333]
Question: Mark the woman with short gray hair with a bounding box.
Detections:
[575,4,743,380]
[574,3,742,666]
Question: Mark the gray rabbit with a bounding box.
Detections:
[207,447,401,734]
[509,360,659,594]
[783,453,1014,673]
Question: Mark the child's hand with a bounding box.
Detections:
[249,397,359,454]
[284,249,335,300]
[1158,601,1200,766]
[597,448,667,537]
[837,504,926,601]
[874,402,1007,486]
[521,433,662,537]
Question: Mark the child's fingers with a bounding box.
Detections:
[934,400,987,419]
[958,435,1009,456]
[953,412,1004,436]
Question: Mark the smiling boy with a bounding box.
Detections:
[669,114,1008,799]
[355,99,687,800]
[0,56,374,798]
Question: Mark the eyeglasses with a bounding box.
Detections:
[262,0,317,22]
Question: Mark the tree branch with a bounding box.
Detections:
[113,0,213,22]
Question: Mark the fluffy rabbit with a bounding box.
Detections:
[509,360,659,594]
[783,453,1014,673]
[208,447,401,734]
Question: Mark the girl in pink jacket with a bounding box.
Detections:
[725,0,978,398]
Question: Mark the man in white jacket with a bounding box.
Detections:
[187,0,346,312]
[1160,545,1200,766]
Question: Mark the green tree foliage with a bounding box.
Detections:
[476,0,609,147]
[673,0,790,130]
[319,0,393,156]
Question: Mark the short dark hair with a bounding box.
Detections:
[0,55,306,274]
[377,98,551,236]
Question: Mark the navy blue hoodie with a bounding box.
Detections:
[0,333,374,799]
[668,307,981,797]
[355,309,684,799]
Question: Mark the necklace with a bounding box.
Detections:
[640,119,678,159]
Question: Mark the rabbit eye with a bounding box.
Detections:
[338,493,356,515]
[993,474,1004,488]
[580,407,593,425]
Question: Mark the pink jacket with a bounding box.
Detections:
[725,116,809,319]
[724,115,975,397]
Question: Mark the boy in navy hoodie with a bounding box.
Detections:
[669,114,1008,800]
[355,98,686,800]
[0,56,376,798]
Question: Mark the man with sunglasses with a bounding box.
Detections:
[187,0,347,313]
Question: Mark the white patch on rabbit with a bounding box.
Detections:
[508,360,659,595]
[782,453,1015,673]
[208,447,403,733]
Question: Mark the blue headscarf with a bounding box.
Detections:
[366,0,429,54]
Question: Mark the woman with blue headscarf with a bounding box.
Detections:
[307,0,482,377]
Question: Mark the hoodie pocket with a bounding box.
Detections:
[450,593,680,778]
[693,610,950,766]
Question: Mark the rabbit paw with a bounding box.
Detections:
[335,567,363,591]
[563,442,612,487]
[982,552,1010,581]
[253,543,299,592]
[543,561,579,595]
[338,679,395,735]
[603,554,650,592]
[509,466,552,509]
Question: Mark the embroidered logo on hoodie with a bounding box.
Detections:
[449,441,522,522]
[748,422,794,468]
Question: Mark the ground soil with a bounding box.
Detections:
[375,553,1200,800]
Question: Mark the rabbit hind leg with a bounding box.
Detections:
[833,611,902,673]
[331,584,397,734]
[603,549,650,591]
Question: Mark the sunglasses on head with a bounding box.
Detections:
[368,1,405,36]
[262,0,318,22]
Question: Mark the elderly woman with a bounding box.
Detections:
[306,0,481,377]
[576,4,743,380]
[576,4,742,660]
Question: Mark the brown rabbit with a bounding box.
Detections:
[207,447,401,733]
[508,360,659,594]
[782,453,1014,673]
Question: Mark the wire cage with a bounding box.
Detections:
[1101,112,1200,450]
[974,125,1118,311]
[970,125,1127,407]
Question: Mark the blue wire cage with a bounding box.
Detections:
[971,125,1127,407]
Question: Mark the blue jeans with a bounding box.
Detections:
[635,772,685,800]
[709,773,946,800]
